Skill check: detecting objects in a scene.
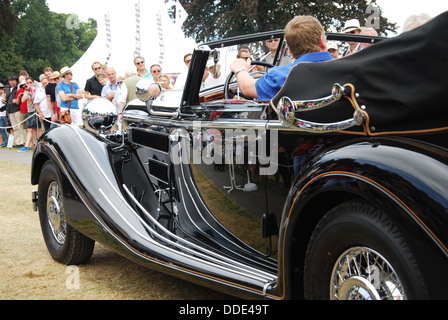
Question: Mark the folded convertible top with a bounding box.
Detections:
[271,11,448,134]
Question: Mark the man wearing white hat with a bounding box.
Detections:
[342,18,362,56]
[57,67,85,127]
[46,71,62,126]
[203,59,227,89]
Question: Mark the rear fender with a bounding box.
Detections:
[279,138,448,298]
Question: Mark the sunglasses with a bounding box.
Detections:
[136,61,145,65]
[267,39,280,43]
[185,59,191,64]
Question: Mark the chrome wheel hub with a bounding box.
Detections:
[331,247,406,300]
[47,181,66,245]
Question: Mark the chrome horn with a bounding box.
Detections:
[275,83,365,133]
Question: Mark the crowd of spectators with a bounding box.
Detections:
[0,54,188,151]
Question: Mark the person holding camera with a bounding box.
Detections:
[18,77,39,152]
[6,76,26,147]
[0,83,8,147]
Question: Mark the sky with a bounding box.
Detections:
[375,0,447,32]
[46,0,447,35]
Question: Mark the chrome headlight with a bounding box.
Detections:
[82,99,118,133]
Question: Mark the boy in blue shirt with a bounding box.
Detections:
[230,16,333,101]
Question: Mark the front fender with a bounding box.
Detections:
[32,126,113,188]
[31,125,126,225]
[32,125,210,264]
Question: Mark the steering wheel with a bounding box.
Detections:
[224,60,275,100]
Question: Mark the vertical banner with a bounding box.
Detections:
[134,0,141,57]
[104,11,112,65]
[157,11,165,65]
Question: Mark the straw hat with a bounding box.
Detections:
[50,71,61,79]
[60,66,72,76]
[343,19,362,33]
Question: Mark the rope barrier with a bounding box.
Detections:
[0,112,63,148]
[0,112,61,148]
[0,112,61,130]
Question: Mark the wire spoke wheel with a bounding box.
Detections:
[38,160,95,265]
[331,246,406,300]
[304,201,429,300]
[46,181,67,245]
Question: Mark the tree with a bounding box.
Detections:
[0,0,97,82]
[168,0,396,43]
[0,0,17,41]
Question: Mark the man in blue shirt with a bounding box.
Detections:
[58,67,84,126]
[102,67,120,102]
[230,16,333,101]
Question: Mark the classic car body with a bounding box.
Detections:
[31,12,448,300]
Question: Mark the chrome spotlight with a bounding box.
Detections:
[136,78,154,102]
[82,99,118,133]
[136,78,162,103]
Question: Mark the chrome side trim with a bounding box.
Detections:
[123,109,362,134]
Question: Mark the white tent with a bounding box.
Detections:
[70,0,196,89]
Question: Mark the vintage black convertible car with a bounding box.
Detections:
[31,12,448,300]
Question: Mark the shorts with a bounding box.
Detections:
[60,108,83,126]
[26,113,41,129]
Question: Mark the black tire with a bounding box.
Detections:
[303,201,428,300]
[38,160,95,265]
